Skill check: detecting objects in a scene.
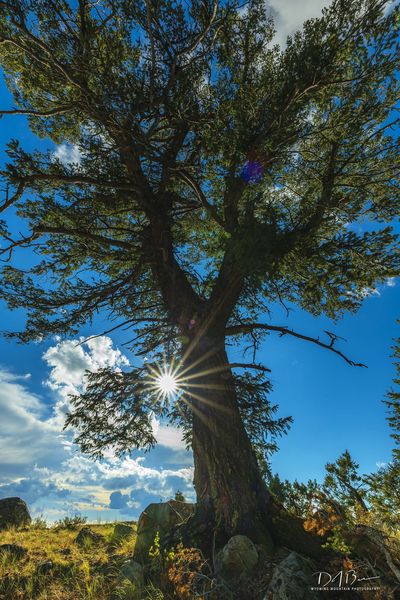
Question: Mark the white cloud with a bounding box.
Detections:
[97,455,193,485]
[346,286,381,300]
[0,337,193,521]
[0,369,61,468]
[42,336,130,427]
[53,143,82,165]
[386,277,396,288]
[151,415,186,451]
[268,0,333,46]
[43,336,129,396]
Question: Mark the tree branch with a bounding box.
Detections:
[228,362,271,373]
[33,225,136,250]
[0,105,75,118]
[0,174,138,214]
[175,170,227,230]
[225,323,366,367]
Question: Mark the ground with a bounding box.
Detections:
[1,517,398,599]
[0,520,139,600]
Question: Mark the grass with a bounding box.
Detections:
[0,521,139,600]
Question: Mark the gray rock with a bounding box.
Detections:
[36,560,53,575]
[0,543,27,559]
[134,500,194,562]
[118,559,144,587]
[215,535,259,579]
[265,551,318,600]
[0,497,31,530]
[75,526,103,546]
[111,523,135,544]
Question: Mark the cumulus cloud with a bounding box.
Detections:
[53,142,82,165]
[0,337,193,521]
[0,369,63,473]
[109,490,130,509]
[43,337,129,394]
[268,0,333,46]
[42,336,130,427]
[152,416,186,452]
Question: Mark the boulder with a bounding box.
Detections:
[0,497,31,530]
[118,559,144,586]
[264,551,318,600]
[36,560,53,575]
[134,500,195,562]
[75,526,103,547]
[215,535,259,579]
[111,523,135,544]
[0,543,27,559]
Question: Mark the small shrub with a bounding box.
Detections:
[322,528,352,555]
[144,581,165,599]
[54,514,88,530]
[30,515,47,530]
[114,578,140,600]
[166,543,216,600]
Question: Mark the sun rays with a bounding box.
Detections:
[156,371,178,396]
[144,348,234,430]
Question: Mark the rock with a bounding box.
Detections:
[0,543,27,559]
[118,559,144,587]
[36,560,53,575]
[110,523,135,544]
[75,526,103,546]
[265,551,318,600]
[134,500,195,562]
[0,497,31,530]
[215,535,259,579]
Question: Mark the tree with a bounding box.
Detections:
[367,462,400,532]
[323,450,368,514]
[266,473,319,519]
[365,331,400,531]
[384,331,400,460]
[0,0,399,549]
[174,490,186,502]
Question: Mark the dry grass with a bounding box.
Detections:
[0,521,139,600]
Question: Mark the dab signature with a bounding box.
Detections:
[313,570,380,587]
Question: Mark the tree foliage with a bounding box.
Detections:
[0,0,399,468]
[384,331,400,460]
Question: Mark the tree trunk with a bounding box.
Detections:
[182,333,274,550]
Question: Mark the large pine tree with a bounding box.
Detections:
[0,0,399,547]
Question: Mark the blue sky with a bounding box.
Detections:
[0,0,399,523]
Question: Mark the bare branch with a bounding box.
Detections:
[225,323,366,367]
[228,362,271,373]
[0,181,26,213]
[0,232,40,261]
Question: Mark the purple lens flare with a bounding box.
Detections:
[240,160,264,184]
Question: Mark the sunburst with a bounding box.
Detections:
[145,359,183,399]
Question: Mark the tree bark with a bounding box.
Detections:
[181,332,274,550]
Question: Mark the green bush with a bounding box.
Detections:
[54,514,88,530]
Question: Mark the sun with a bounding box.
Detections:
[156,371,178,396]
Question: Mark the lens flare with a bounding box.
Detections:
[156,372,178,396]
